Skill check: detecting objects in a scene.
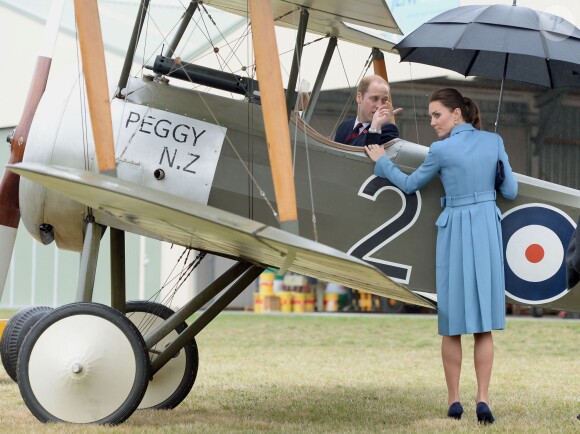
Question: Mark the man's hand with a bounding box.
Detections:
[370,102,403,130]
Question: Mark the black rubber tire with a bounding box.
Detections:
[380,298,406,314]
[531,307,544,318]
[0,306,53,382]
[17,302,150,425]
[126,300,199,410]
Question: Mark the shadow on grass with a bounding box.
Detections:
[128,383,444,431]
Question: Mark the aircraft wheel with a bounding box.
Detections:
[126,300,199,410]
[381,298,406,314]
[531,307,544,318]
[0,306,53,382]
[17,303,150,425]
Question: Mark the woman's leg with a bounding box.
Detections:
[473,332,494,404]
[441,335,462,405]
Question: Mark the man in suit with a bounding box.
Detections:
[334,75,401,146]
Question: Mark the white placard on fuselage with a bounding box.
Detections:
[112,100,226,204]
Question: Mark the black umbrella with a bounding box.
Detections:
[394,0,580,131]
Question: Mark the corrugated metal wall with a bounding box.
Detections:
[537,92,580,189]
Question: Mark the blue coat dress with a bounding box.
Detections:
[374,123,518,336]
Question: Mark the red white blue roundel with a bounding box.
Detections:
[502,204,575,304]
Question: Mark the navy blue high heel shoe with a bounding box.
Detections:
[447,402,464,420]
[476,402,495,424]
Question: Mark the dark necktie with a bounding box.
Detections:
[345,122,363,144]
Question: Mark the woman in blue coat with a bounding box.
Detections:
[365,88,517,424]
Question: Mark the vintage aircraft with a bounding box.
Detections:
[1,0,579,425]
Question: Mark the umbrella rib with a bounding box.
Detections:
[545,59,554,88]
[538,25,554,88]
[464,50,479,77]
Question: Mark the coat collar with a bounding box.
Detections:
[450,123,475,136]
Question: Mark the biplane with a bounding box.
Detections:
[0,0,579,425]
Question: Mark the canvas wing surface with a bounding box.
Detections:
[10,163,434,309]
[203,0,400,51]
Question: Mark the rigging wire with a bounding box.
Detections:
[295,112,318,242]
[197,5,224,70]
[169,60,280,220]
[221,24,252,72]
[246,0,254,220]
[118,3,337,226]
[73,19,90,172]
[142,5,149,73]
[128,249,206,341]
[173,12,256,97]
[118,2,279,220]
[284,6,319,241]
[330,48,373,139]
[199,3,251,73]
[133,9,190,78]
[74,16,95,222]
[153,7,285,220]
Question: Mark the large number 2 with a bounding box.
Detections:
[347,175,421,284]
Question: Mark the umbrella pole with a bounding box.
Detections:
[494,54,509,133]
[494,77,504,133]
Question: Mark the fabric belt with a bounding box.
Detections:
[440,190,496,208]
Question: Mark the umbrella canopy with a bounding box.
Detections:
[394,3,580,89]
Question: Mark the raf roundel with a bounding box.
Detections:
[501,204,575,304]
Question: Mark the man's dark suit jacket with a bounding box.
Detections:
[566,216,580,288]
[334,117,399,147]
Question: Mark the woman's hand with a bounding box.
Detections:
[364,144,386,162]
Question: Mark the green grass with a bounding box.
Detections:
[0,312,578,433]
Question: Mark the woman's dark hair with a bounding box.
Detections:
[429,88,482,130]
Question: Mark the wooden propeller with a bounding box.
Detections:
[0,0,65,298]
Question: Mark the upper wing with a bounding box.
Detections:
[10,162,434,309]
[204,0,401,51]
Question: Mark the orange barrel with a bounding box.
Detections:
[259,269,275,295]
[292,292,306,313]
[278,291,293,313]
[359,292,372,312]
[0,319,7,340]
[253,293,265,313]
[305,294,316,312]
[324,293,339,312]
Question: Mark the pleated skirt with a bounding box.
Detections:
[435,201,506,336]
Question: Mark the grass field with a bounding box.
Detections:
[0,311,578,433]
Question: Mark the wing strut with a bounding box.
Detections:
[372,47,396,124]
[285,8,309,120]
[116,0,151,97]
[73,0,117,176]
[248,0,299,234]
[303,36,337,124]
